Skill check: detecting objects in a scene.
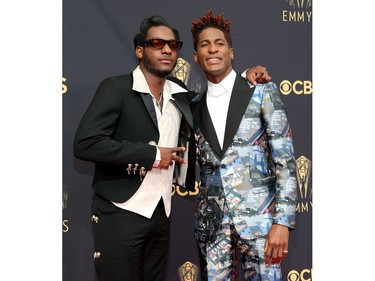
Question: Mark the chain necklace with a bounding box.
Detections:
[155,91,163,113]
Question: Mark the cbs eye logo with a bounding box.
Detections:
[279,80,312,95]
[287,269,312,281]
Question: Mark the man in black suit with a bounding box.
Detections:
[74,14,270,281]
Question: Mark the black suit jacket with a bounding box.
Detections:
[74,73,196,203]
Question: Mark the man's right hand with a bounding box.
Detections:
[246,66,272,86]
[158,146,186,169]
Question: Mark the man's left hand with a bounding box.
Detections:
[264,224,289,267]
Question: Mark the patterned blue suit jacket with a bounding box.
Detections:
[192,74,297,243]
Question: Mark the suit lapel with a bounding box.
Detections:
[139,93,158,129]
[171,94,194,129]
[222,75,255,155]
[192,91,222,157]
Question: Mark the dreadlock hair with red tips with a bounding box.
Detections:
[191,10,234,51]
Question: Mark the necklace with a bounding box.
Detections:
[155,91,163,113]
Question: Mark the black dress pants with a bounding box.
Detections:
[92,194,170,281]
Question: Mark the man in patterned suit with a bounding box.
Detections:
[191,11,297,281]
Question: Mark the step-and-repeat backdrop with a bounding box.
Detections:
[63,1,312,280]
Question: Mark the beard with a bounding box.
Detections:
[142,52,176,78]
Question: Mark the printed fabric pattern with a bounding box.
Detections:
[194,82,297,243]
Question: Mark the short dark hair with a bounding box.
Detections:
[191,10,234,51]
[134,15,181,49]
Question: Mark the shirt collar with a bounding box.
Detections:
[207,69,237,97]
[132,66,188,100]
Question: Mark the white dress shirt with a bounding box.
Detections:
[112,66,186,218]
[206,70,237,148]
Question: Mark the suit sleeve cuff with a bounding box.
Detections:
[240,69,248,78]
[152,146,161,167]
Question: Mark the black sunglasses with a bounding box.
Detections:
[142,38,183,51]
